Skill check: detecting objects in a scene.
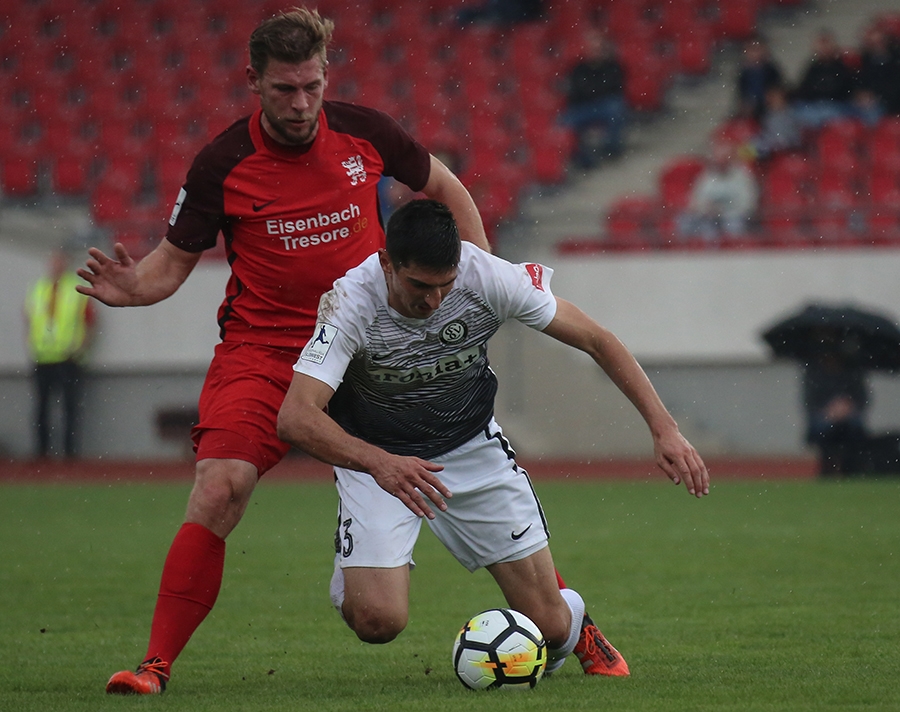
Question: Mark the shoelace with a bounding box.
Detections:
[578,626,617,664]
[137,658,170,681]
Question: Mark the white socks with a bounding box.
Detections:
[545,587,585,674]
[329,555,347,623]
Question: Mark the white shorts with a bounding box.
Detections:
[333,419,549,572]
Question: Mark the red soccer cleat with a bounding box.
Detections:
[574,615,630,677]
[105,657,169,694]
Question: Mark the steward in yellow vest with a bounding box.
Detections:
[24,249,95,457]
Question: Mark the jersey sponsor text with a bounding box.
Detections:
[267,203,364,251]
[368,346,481,384]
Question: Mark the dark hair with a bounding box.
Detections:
[249,7,334,75]
[385,199,461,271]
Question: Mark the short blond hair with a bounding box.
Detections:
[249,7,334,74]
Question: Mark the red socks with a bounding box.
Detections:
[145,522,226,675]
[555,569,567,590]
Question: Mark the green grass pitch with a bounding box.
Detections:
[1,476,898,711]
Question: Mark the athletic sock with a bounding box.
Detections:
[555,569,567,589]
[545,588,585,674]
[329,554,349,624]
[144,522,226,676]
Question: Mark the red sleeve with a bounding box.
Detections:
[324,102,431,191]
[165,117,255,253]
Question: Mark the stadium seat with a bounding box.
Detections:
[528,126,573,185]
[816,120,862,176]
[815,172,856,209]
[605,194,660,250]
[50,154,90,196]
[622,58,667,112]
[659,155,705,211]
[715,0,759,40]
[1,149,40,197]
[866,119,900,172]
[673,22,715,75]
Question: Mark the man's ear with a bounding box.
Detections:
[247,65,261,95]
[378,249,393,277]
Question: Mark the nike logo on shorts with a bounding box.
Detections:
[511,524,532,540]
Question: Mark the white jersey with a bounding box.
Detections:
[294,242,557,458]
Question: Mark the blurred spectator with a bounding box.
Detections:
[746,86,802,160]
[677,142,758,241]
[791,29,878,128]
[802,341,869,476]
[735,37,785,121]
[377,176,415,224]
[457,0,544,26]
[560,30,628,169]
[856,24,900,116]
[23,246,95,458]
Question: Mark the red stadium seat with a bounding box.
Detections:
[605,194,660,250]
[51,155,90,196]
[1,149,39,196]
[815,172,856,209]
[528,126,573,185]
[816,120,862,176]
[716,0,759,40]
[866,119,900,172]
[659,155,705,210]
[673,22,715,75]
[623,59,667,112]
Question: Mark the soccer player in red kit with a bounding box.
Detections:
[78,8,488,695]
[79,7,653,694]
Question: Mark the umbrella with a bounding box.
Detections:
[761,303,900,372]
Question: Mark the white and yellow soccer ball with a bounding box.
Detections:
[452,608,547,690]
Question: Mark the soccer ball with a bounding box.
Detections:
[452,608,547,690]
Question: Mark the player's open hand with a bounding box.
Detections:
[75,243,139,306]
[369,454,452,519]
[654,428,709,498]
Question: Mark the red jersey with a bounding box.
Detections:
[166,101,431,348]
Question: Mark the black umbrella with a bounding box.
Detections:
[762,303,900,372]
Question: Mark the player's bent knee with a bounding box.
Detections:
[346,607,407,644]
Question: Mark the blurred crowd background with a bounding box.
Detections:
[2,0,900,470]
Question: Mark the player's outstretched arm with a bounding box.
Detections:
[541,298,710,498]
[421,154,492,253]
[277,373,452,519]
[75,239,201,307]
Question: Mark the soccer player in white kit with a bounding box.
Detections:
[277,199,708,675]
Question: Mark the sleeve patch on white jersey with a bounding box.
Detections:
[525,263,546,291]
[168,187,187,226]
[302,323,339,364]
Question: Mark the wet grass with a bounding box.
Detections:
[1,477,898,711]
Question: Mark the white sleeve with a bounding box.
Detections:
[464,245,558,329]
[292,286,362,391]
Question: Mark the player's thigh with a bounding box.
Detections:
[343,565,410,620]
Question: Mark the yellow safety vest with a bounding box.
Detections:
[25,273,91,365]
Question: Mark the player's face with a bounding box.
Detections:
[380,252,458,320]
[248,57,327,146]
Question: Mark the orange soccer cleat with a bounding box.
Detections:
[105,657,169,695]
[574,615,630,677]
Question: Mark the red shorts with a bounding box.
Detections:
[191,341,301,476]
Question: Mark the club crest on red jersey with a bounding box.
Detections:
[342,155,367,186]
